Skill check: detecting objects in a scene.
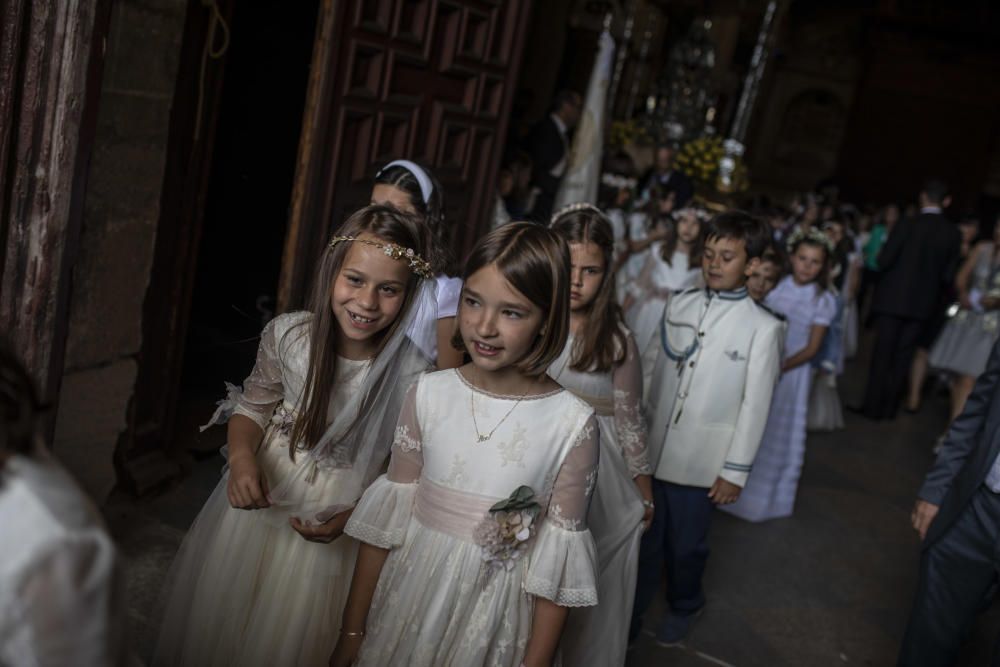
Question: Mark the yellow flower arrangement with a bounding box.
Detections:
[674,136,749,193]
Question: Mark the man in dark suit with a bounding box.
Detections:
[636,143,694,209]
[525,90,581,222]
[900,338,1000,664]
[860,180,961,419]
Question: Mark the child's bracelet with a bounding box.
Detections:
[642,499,654,510]
[340,628,365,637]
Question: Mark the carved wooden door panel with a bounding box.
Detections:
[279,0,532,309]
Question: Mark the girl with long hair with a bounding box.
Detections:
[154,205,436,666]
[623,204,706,352]
[331,222,600,667]
[547,203,653,666]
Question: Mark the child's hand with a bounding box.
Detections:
[707,477,741,505]
[290,510,352,543]
[227,453,270,509]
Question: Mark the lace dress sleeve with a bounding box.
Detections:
[524,413,600,607]
[201,316,286,431]
[345,382,423,549]
[614,333,651,477]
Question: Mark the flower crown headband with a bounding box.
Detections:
[785,226,834,254]
[549,201,609,226]
[328,236,433,279]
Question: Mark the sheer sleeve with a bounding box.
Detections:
[614,333,651,477]
[344,383,423,549]
[201,316,286,431]
[524,413,600,607]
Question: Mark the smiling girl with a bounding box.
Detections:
[723,228,836,522]
[154,205,435,666]
[547,204,652,666]
[331,222,600,667]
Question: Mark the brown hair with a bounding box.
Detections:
[549,210,628,373]
[659,210,705,267]
[788,235,831,293]
[703,210,771,260]
[454,222,570,377]
[0,342,41,463]
[373,162,453,275]
[289,204,431,457]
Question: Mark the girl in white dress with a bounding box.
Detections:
[332,222,600,667]
[154,205,437,666]
[623,205,705,352]
[373,160,465,369]
[0,345,127,667]
[547,204,653,666]
[723,228,836,522]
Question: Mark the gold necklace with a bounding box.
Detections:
[469,375,528,443]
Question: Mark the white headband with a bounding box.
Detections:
[377,159,433,205]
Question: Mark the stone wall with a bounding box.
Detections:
[54,0,187,502]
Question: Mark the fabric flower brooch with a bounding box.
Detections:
[474,485,541,573]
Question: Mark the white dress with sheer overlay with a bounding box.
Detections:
[154,312,393,667]
[548,332,650,666]
[345,369,600,667]
[625,244,703,353]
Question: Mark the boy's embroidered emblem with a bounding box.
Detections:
[724,349,746,361]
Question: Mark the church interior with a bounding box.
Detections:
[3,0,1000,664]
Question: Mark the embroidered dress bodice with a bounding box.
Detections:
[344,369,601,666]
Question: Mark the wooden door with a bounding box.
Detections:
[279,0,533,309]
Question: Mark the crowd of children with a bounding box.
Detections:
[143,156,997,666]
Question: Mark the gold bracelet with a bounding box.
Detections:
[340,629,365,637]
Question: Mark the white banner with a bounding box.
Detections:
[554,29,615,211]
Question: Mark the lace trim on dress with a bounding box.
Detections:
[454,368,564,401]
[394,424,421,452]
[344,521,409,550]
[523,573,598,607]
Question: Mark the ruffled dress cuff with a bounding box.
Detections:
[199,382,244,431]
[523,520,599,607]
[344,475,417,549]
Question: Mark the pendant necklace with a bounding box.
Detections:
[469,372,528,443]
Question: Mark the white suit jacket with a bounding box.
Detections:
[643,286,784,488]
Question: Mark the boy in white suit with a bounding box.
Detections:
[631,211,784,646]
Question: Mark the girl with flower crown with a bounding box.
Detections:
[331,222,600,667]
[546,203,653,666]
[622,204,706,352]
[723,228,836,522]
[154,205,437,666]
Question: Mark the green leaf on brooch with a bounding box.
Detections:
[489,485,541,515]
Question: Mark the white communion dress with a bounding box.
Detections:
[154,312,400,666]
[345,368,600,667]
[548,331,650,666]
[625,243,703,352]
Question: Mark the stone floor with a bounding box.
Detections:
[105,349,1000,666]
